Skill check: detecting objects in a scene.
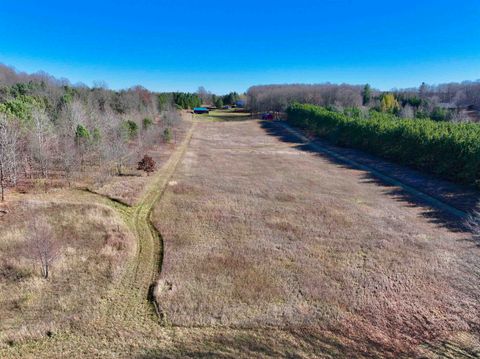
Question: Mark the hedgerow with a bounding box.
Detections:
[286,103,480,187]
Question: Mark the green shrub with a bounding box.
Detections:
[92,128,101,143]
[123,120,138,139]
[380,93,400,114]
[75,124,90,139]
[163,128,172,143]
[430,107,449,122]
[142,117,153,130]
[286,103,480,187]
[0,95,43,123]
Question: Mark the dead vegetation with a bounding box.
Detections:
[153,119,480,356]
[0,194,134,346]
[89,117,191,205]
[1,114,479,358]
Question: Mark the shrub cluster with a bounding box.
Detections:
[286,103,480,187]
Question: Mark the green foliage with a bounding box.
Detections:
[163,128,172,143]
[362,84,371,106]
[286,103,480,187]
[9,81,44,97]
[380,93,400,114]
[430,107,449,122]
[75,124,91,143]
[343,107,362,118]
[415,110,430,119]
[157,92,201,110]
[92,128,101,143]
[157,93,173,111]
[169,92,201,109]
[123,120,139,139]
[212,95,224,108]
[222,92,240,106]
[405,96,422,108]
[0,95,43,123]
[60,93,73,106]
[142,117,153,130]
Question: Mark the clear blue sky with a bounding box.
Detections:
[1,0,479,93]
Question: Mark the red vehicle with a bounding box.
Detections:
[262,113,274,120]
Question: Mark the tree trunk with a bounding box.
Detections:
[0,164,4,202]
[41,260,49,279]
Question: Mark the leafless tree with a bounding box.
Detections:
[0,115,19,201]
[163,110,181,127]
[30,109,56,179]
[399,104,415,119]
[104,127,129,175]
[197,86,211,105]
[247,84,365,112]
[25,218,61,279]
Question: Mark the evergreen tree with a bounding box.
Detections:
[362,84,372,106]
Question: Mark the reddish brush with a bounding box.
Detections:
[137,155,156,175]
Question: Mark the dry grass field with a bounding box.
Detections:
[0,190,135,346]
[1,111,479,358]
[153,116,480,357]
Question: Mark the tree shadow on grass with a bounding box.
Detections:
[260,120,480,234]
[136,327,398,359]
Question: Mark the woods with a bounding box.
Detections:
[0,65,184,200]
[248,82,480,123]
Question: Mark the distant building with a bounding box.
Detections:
[193,107,209,114]
[235,100,246,108]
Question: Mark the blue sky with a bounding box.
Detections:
[1,0,479,93]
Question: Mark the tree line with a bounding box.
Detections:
[286,103,480,188]
[197,86,242,108]
[247,81,480,123]
[0,64,183,200]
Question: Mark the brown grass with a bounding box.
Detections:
[1,115,478,358]
[0,192,135,346]
[153,119,480,356]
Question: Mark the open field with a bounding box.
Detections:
[153,115,480,357]
[195,109,253,122]
[1,111,479,358]
[0,189,135,345]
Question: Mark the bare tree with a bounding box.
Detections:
[25,218,61,279]
[0,115,19,201]
[59,134,77,186]
[104,127,129,175]
[399,104,415,119]
[197,86,211,105]
[247,84,365,113]
[30,109,56,179]
[163,109,181,127]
